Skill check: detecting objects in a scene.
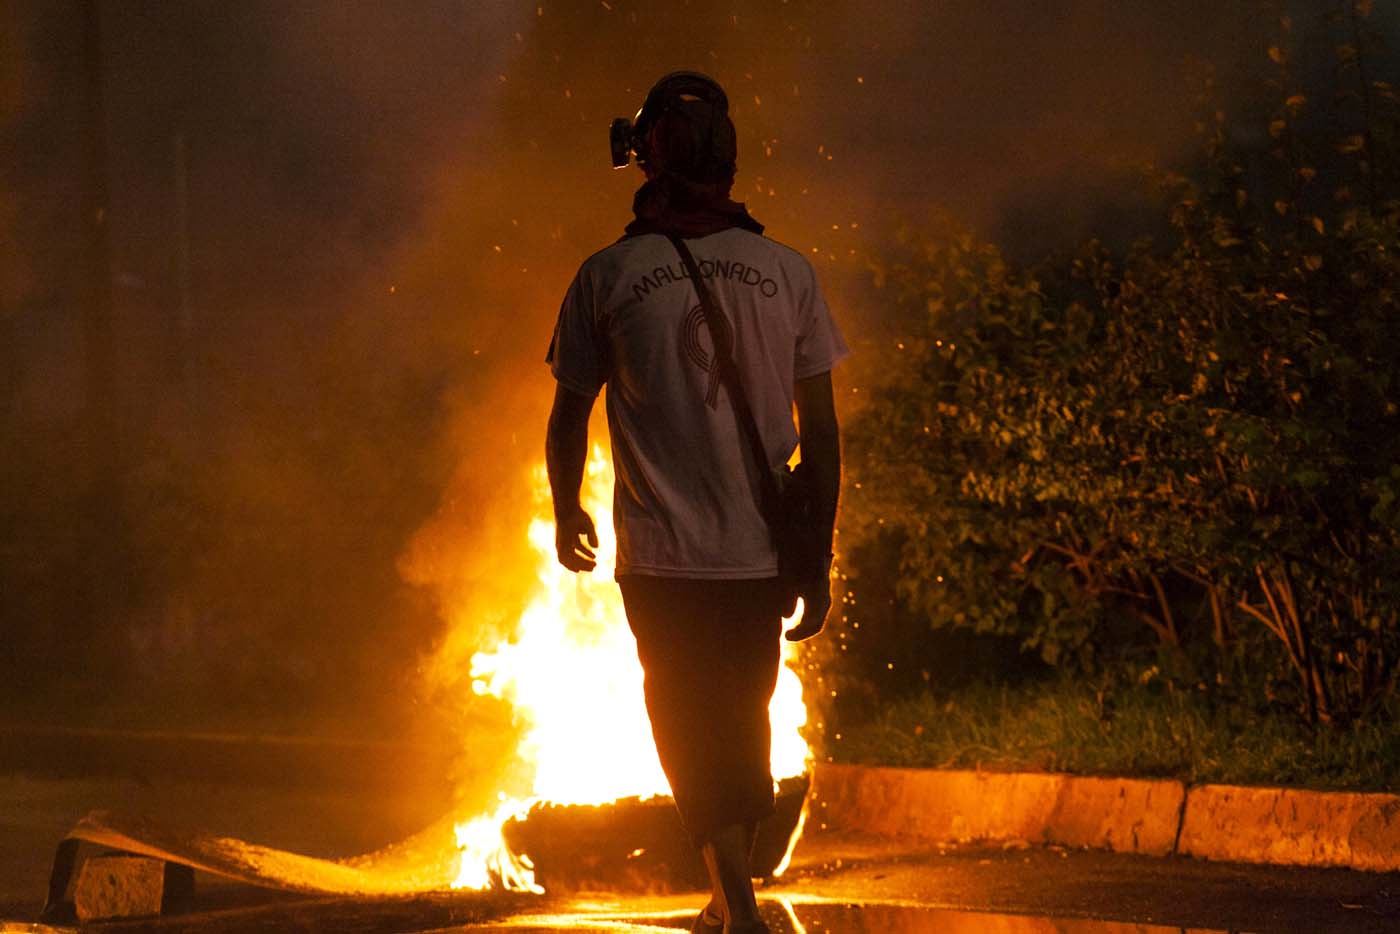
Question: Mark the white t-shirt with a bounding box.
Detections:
[547,228,849,578]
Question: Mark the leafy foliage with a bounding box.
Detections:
[841,10,1400,725]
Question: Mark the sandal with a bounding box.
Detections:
[689,905,722,934]
[725,922,771,934]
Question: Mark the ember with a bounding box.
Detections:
[447,448,812,892]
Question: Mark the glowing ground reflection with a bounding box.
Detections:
[479,896,1225,932]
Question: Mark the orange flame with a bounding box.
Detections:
[450,446,811,891]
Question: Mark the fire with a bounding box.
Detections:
[450,446,812,891]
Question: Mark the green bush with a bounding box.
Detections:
[839,14,1400,726]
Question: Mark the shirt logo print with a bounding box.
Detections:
[680,303,733,410]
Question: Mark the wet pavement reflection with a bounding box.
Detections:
[482,896,1226,933]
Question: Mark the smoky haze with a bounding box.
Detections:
[0,0,1354,760]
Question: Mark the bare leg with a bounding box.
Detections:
[700,823,761,930]
[698,823,758,930]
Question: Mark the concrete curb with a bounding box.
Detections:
[1180,783,1400,872]
[809,763,1400,872]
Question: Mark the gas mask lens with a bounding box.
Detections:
[609,117,634,169]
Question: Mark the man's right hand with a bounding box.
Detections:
[555,507,599,573]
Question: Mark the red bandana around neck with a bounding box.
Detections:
[623,176,765,239]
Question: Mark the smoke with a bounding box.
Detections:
[4,0,1387,753]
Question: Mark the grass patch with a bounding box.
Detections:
[830,676,1400,792]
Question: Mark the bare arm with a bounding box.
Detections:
[546,383,599,572]
[786,370,841,640]
[794,370,841,551]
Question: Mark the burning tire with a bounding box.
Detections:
[501,774,809,892]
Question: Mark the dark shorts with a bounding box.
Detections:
[618,574,786,846]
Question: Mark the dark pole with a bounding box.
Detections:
[79,0,125,650]
[0,10,18,417]
[81,0,116,464]
[173,131,197,403]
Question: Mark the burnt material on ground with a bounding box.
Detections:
[8,755,1398,933]
[8,833,1400,932]
[60,888,533,934]
[39,806,464,925]
[503,775,809,892]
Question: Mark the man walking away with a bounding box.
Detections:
[545,71,846,934]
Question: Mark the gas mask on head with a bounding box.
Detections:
[609,71,730,172]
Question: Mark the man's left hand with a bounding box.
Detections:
[785,574,832,642]
[555,507,599,573]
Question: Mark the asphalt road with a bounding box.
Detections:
[3,726,1399,932]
